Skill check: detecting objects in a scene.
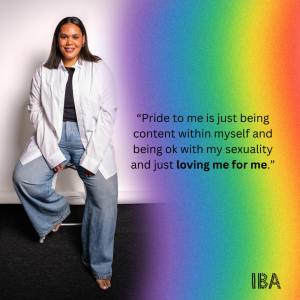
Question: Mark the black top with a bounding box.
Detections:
[63,67,77,122]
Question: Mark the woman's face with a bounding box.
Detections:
[58,23,85,65]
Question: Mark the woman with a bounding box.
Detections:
[12,16,118,291]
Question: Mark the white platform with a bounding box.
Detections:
[0,191,159,204]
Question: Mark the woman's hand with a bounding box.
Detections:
[83,168,94,177]
[53,163,63,172]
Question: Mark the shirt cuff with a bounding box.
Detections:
[45,150,67,169]
[79,152,101,175]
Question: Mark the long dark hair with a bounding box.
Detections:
[44,17,101,69]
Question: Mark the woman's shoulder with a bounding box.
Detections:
[32,62,46,79]
[88,59,112,75]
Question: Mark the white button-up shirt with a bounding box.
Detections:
[19,59,117,179]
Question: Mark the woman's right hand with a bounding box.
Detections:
[53,163,64,172]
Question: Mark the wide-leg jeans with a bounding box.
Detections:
[12,121,118,280]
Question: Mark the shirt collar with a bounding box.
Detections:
[59,58,84,70]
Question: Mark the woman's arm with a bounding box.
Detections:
[79,67,117,175]
[28,64,66,169]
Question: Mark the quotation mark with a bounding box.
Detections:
[137,114,141,117]
[267,160,275,169]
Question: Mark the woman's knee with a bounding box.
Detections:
[88,186,117,213]
[12,161,23,187]
[12,160,46,192]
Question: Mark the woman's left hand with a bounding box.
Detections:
[83,168,94,177]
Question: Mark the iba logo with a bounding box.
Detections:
[252,273,281,289]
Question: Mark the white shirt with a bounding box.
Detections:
[19,59,117,179]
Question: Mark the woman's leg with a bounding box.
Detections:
[12,155,71,238]
[79,171,118,280]
[67,122,118,282]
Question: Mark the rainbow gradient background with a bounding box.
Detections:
[117,0,300,299]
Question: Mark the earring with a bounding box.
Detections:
[82,44,85,47]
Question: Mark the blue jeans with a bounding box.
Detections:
[12,121,118,280]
